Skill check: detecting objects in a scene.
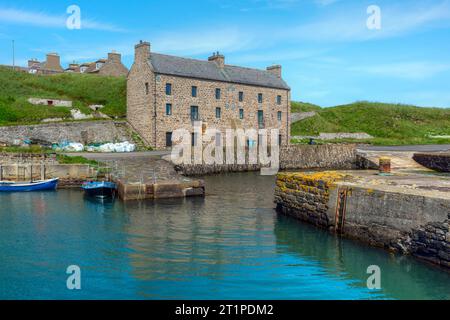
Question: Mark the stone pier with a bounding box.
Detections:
[275,171,450,270]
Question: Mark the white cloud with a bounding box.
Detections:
[0,7,125,32]
[151,27,258,56]
[285,0,450,42]
[351,61,450,79]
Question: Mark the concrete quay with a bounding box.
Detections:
[275,170,450,270]
[80,153,205,201]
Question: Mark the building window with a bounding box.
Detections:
[216,107,221,119]
[258,110,264,128]
[145,82,149,95]
[192,86,197,97]
[166,103,172,116]
[277,111,282,121]
[215,88,221,99]
[258,93,263,103]
[166,83,172,95]
[277,95,282,105]
[279,134,282,146]
[239,109,244,119]
[190,106,199,121]
[239,91,244,102]
[166,132,173,147]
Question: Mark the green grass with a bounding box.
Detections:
[0,67,126,125]
[291,101,450,145]
[56,154,98,166]
[291,101,322,113]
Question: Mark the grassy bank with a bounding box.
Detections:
[0,146,98,165]
[291,101,450,145]
[0,67,126,125]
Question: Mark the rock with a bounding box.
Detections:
[70,109,94,120]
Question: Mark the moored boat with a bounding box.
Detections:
[82,181,117,199]
[0,178,59,192]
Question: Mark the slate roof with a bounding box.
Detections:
[148,53,290,90]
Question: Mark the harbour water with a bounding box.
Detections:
[0,172,449,299]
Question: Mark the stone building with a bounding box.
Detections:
[28,53,64,74]
[67,52,129,77]
[127,40,291,149]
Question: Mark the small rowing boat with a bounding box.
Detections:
[81,181,117,199]
[0,178,59,192]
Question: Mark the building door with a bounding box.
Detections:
[166,132,172,147]
[190,106,199,121]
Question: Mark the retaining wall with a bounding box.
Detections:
[175,144,357,176]
[0,121,132,145]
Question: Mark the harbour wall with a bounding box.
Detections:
[0,163,95,187]
[274,172,450,269]
[175,144,357,175]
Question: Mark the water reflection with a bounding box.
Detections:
[0,173,449,299]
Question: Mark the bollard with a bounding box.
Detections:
[379,157,391,174]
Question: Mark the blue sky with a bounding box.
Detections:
[1,0,450,107]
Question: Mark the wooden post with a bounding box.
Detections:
[30,164,33,182]
[41,162,45,180]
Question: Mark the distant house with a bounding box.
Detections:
[27,53,64,74]
[67,52,128,77]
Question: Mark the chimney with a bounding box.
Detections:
[267,65,282,78]
[46,53,63,71]
[208,51,225,68]
[108,51,121,63]
[135,40,150,64]
[28,59,38,68]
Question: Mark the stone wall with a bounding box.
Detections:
[280,144,357,170]
[174,144,357,175]
[0,121,133,145]
[292,132,373,141]
[413,153,450,172]
[274,172,450,270]
[0,163,95,187]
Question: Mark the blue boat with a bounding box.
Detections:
[0,178,59,192]
[82,181,117,199]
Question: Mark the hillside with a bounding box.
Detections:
[1,68,449,146]
[291,101,322,113]
[291,101,450,145]
[0,67,126,125]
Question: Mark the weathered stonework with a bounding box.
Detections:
[0,121,133,145]
[173,144,358,175]
[127,41,291,149]
[274,171,450,270]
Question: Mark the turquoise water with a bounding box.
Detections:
[0,173,449,300]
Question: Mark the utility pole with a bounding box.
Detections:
[12,40,15,71]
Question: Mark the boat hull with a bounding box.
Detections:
[82,181,117,199]
[0,178,59,192]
